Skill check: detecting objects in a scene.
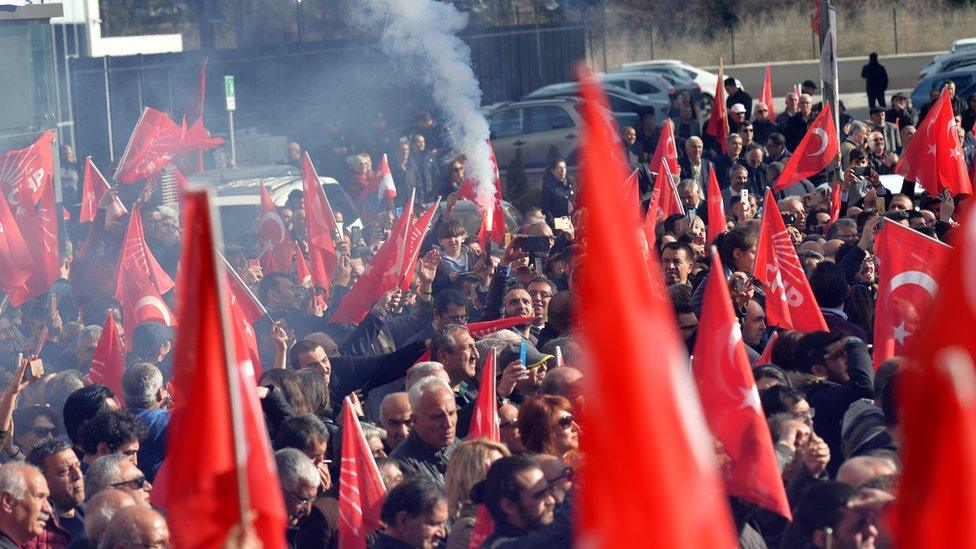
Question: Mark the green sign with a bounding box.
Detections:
[224,75,236,111]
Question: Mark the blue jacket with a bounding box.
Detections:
[129,407,170,482]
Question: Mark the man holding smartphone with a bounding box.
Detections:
[842,149,890,208]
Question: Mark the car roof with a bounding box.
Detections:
[951,38,976,51]
[188,166,341,207]
[525,82,657,104]
[620,59,686,68]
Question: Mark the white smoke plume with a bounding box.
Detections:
[357,0,496,214]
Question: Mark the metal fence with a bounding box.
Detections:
[65,22,585,170]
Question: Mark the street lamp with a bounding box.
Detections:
[542,0,559,11]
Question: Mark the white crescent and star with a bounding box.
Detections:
[135,296,173,325]
[807,128,828,156]
[887,270,939,347]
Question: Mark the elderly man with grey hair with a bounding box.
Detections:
[99,506,169,549]
[678,136,713,187]
[275,448,320,527]
[85,455,152,508]
[391,377,459,488]
[841,120,870,170]
[0,463,52,546]
[54,325,102,372]
[121,363,169,482]
[405,362,449,391]
[82,489,134,547]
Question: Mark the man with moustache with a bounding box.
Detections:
[26,440,86,546]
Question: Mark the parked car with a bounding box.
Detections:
[523,82,669,122]
[188,165,361,246]
[919,38,976,81]
[910,68,976,111]
[597,72,675,107]
[484,97,631,188]
[618,59,743,100]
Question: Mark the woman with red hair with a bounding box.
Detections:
[517,395,580,461]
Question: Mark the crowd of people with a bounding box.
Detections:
[0,55,974,549]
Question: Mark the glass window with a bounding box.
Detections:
[525,106,575,133]
[489,109,524,139]
[629,80,661,95]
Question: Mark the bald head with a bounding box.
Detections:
[836,455,898,488]
[100,506,169,549]
[822,239,845,259]
[545,291,575,332]
[379,392,412,450]
[84,489,135,542]
[541,367,583,398]
[520,221,553,238]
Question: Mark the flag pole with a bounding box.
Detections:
[201,186,252,528]
[819,0,841,147]
[217,251,272,321]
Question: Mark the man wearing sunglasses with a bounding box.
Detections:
[85,454,152,508]
[11,407,59,460]
[274,448,320,531]
[476,456,571,548]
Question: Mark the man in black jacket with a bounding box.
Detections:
[724,77,753,121]
[792,332,875,477]
[372,480,448,549]
[391,377,460,488]
[861,53,889,110]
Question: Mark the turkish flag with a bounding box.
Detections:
[760,64,776,119]
[180,117,223,152]
[575,68,736,547]
[398,196,441,293]
[88,311,126,405]
[895,87,973,195]
[358,153,397,202]
[873,221,951,369]
[0,131,54,207]
[649,119,679,179]
[119,263,175,347]
[893,207,976,548]
[774,102,839,190]
[302,153,339,294]
[811,1,821,35]
[220,254,268,325]
[80,157,127,223]
[329,202,413,325]
[755,188,829,332]
[693,249,792,519]
[6,178,61,307]
[0,192,34,297]
[706,168,727,246]
[706,60,729,155]
[758,330,779,365]
[163,188,287,549]
[114,207,175,301]
[338,397,386,549]
[256,185,295,274]
[410,314,540,366]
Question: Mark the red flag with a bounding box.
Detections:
[811,1,821,35]
[649,119,679,178]
[114,208,175,301]
[893,208,976,547]
[180,117,223,152]
[754,188,829,332]
[466,349,500,548]
[575,68,736,547]
[650,158,684,220]
[221,254,268,325]
[329,203,413,325]
[758,330,779,365]
[257,186,295,274]
[88,311,126,404]
[7,178,60,307]
[468,350,500,440]
[774,102,839,190]
[302,153,339,293]
[338,397,386,549]
[693,249,792,519]
[119,263,175,345]
[358,153,397,202]
[0,131,54,207]
[184,59,207,123]
[398,197,441,292]
[114,109,185,184]
[411,314,540,365]
[706,60,729,155]
[459,141,506,246]
[163,188,287,548]
[80,157,128,223]
[760,64,776,119]
[895,87,973,195]
[0,193,34,296]
[825,182,842,234]
[706,168,727,245]
[873,221,951,369]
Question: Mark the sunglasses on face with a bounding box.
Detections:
[33,427,58,438]
[557,415,575,429]
[545,467,574,484]
[112,476,148,491]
